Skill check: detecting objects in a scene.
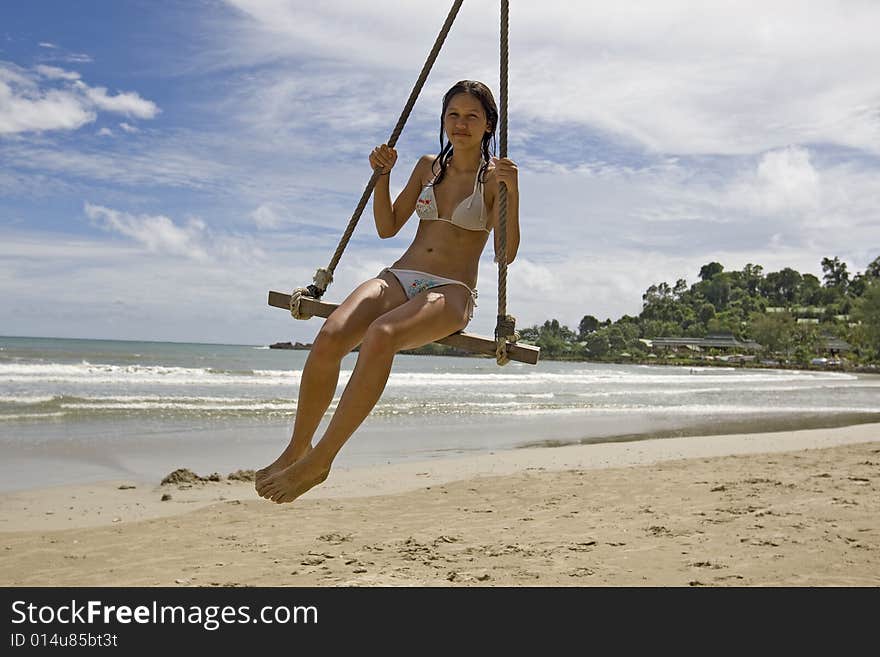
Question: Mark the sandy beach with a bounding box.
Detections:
[1,423,878,587]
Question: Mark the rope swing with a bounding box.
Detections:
[494,0,518,365]
[268,0,539,365]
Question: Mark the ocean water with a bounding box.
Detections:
[1,335,879,492]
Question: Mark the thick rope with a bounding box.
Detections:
[292,0,465,315]
[495,0,518,365]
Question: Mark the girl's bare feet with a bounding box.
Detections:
[255,443,312,487]
[256,450,330,504]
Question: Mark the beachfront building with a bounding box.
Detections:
[819,335,852,357]
[643,333,762,362]
[766,306,853,324]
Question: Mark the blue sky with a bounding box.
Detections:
[2,1,879,345]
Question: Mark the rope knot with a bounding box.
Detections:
[313,267,334,291]
[494,314,518,366]
[291,267,334,319]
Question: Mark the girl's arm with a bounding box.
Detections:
[489,157,520,264]
[372,149,433,239]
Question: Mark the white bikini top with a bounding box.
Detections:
[415,165,490,234]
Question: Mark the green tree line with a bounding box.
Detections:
[518,256,880,366]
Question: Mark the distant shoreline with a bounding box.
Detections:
[267,339,879,374]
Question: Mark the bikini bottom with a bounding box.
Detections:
[380,267,478,320]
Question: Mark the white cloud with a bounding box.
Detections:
[35,65,80,81]
[85,202,211,261]
[38,42,58,49]
[724,147,820,215]
[83,202,267,264]
[250,203,284,229]
[97,127,113,137]
[216,1,880,157]
[0,65,33,87]
[0,230,281,344]
[0,74,96,134]
[0,230,139,261]
[0,62,159,135]
[515,2,880,156]
[76,81,159,119]
[2,135,258,193]
[118,122,139,133]
[62,53,94,64]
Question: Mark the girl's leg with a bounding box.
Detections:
[254,345,340,480]
[258,284,473,503]
[255,272,408,483]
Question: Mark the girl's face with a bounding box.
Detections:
[444,92,490,150]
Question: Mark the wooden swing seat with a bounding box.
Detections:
[268,291,539,364]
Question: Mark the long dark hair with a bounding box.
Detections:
[431,80,498,187]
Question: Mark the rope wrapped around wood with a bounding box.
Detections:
[288,287,312,320]
[289,267,334,319]
[494,313,518,366]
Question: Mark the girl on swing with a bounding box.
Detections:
[256,80,520,504]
